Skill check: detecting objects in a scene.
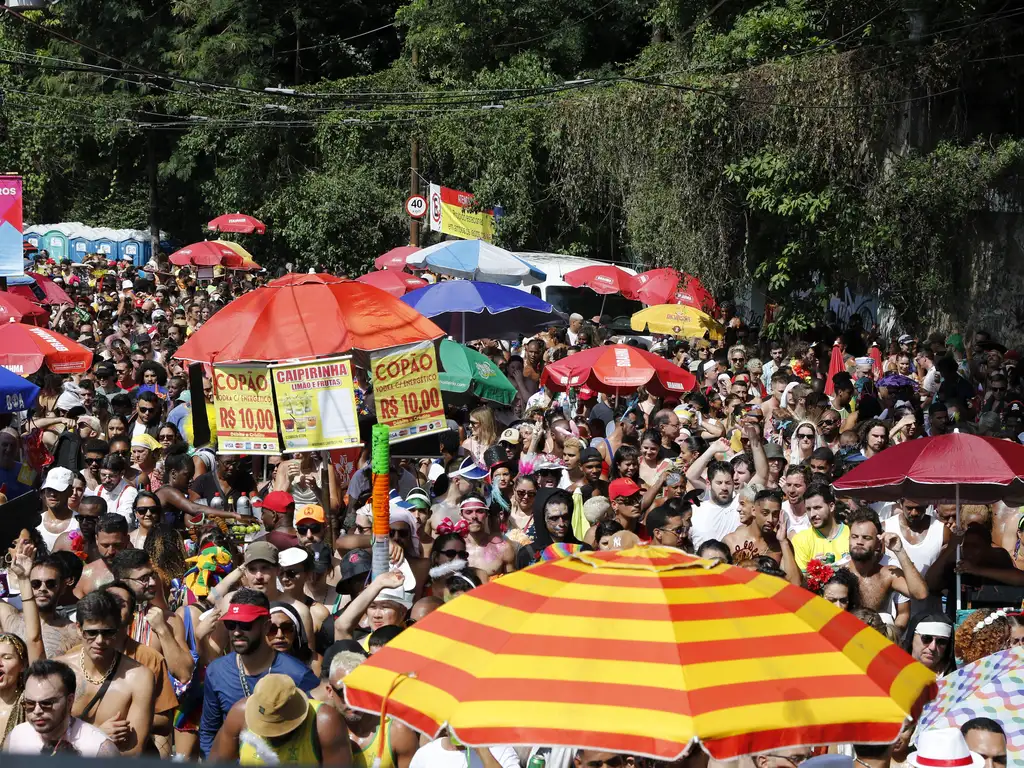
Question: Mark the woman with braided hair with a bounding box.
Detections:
[0,633,28,749]
[955,608,1014,665]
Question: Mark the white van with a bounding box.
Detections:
[513,252,642,320]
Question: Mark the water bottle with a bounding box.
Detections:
[210,493,224,511]
[236,492,251,517]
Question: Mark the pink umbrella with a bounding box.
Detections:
[374,245,420,271]
[355,270,428,298]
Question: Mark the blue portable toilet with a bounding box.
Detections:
[118,239,145,266]
[68,237,89,263]
[91,239,116,259]
[23,234,40,250]
[41,230,68,261]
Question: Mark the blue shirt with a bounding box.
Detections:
[198,651,319,757]
[167,403,189,440]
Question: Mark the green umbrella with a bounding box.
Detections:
[438,339,517,405]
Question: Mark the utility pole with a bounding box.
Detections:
[409,47,420,248]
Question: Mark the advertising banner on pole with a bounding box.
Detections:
[371,341,446,443]
[271,356,360,452]
[212,364,280,454]
[428,182,497,241]
[0,176,25,278]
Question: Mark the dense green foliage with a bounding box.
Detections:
[2,0,1024,332]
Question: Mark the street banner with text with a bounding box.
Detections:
[372,341,446,443]
[213,364,280,454]
[0,176,25,278]
[271,356,360,452]
[428,183,496,242]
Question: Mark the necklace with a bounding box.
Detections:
[80,647,118,686]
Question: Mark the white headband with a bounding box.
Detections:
[780,381,800,409]
[916,621,952,638]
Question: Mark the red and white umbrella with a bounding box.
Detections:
[168,241,260,270]
[207,213,267,235]
[374,245,420,271]
[0,292,47,325]
[0,322,93,374]
[563,264,637,295]
[628,268,718,314]
[355,270,428,298]
[541,344,696,398]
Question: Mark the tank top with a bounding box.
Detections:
[883,514,944,574]
[239,700,323,765]
[352,719,396,768]
[36,514,79,551]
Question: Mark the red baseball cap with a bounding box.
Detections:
[220,603,270,623]
[261,490,295,514]
[609,477,641,500]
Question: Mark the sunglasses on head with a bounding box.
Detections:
[297,524,322,535]
[437,549,468,560]
[223,620,257,632]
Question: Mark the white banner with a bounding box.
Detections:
[428,183,442,233]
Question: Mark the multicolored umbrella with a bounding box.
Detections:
[541,344,696,397]
[629,304,724,341]
[0,322,93,374]
[917,646,1024,761]
[174,273,444,364]
[355,270,428,298]
[208,213,267,235]
[168,240,261,270]
[343,546,935,761]
[375,245,421,271]
[408,240,545,286]
[438,339,517,405]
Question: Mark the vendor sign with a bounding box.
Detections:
[372,341,445,443]
[271,356,360,452]
[213,364,280,454]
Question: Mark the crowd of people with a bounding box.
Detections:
[0,253,1018,767]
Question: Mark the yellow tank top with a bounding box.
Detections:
[352,719,396,768]
[239,700,323,765]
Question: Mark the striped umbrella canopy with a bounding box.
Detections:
[343,547,935,761]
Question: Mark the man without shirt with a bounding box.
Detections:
[843,507,929,616]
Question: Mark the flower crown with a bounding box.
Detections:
[972,609,1008,633]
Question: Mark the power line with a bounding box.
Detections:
[493,0,619,48]
[291,22,398,53]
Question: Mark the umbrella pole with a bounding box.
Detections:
[599,294,607,321]
[955,485,961,615]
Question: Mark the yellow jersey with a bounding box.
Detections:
[791,523,850,572]
[239,700,323,765]
[352,719,397,768]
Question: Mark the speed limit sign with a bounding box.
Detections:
[405,195,427,218]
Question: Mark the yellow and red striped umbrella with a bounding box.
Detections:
[343,547,934,761]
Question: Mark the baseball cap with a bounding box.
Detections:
[295,504,325,524]
[499,428,521,445]
[1008,400,1024,416]
[371,558,416,611]
[763,443,785,461]
[307,541,333,575]
[448,456,488,482]
[261,490,295,514]
[609,477,641,500]
[132,332,151,345]
[151,309,166,322]
[77,415,102,434]
[243,541,279,566]
[121,279,133,290]
[404,487,431,510]
[578,386,597,401]
[898,333,914,346]
[278,547,309,570]
[340,548,371,583]
[176,390,192,404]
[245,674,309,739]
[42,467,75,493]
[580,447,603,464]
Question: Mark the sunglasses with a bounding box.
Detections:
[917,634,949,647]
[30,578,59,590]
[437,549,469,560]
[515,489,537,498]
[353,524,371,535]
[159,433,177,440]
[267,623,294,636]
[388,529,410,539]
[138,406,156,414]
[797,433,815,440]
[22,697,62,713]
[82,627,118,640]
[135,505,160,516]
[545,512,572,522]
[819,419,839,427]
[223,620,257,632]
[281,569,304,580]
[297,524,322,535]
[85,455,104,465]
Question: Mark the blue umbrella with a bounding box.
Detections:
[407,240,546,285]
[401,280,564,342]
[0,366,39,412]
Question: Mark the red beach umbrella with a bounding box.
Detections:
[174,273,444,365]
[0,292,48,325]
[355,270,428,298]
[823,340,845,396]
[374,246,420,271]
[563,264,637,295]
[541,344,696,398]
[0,322,93,374]
[207,213,267,235]
[629,268,719,314]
